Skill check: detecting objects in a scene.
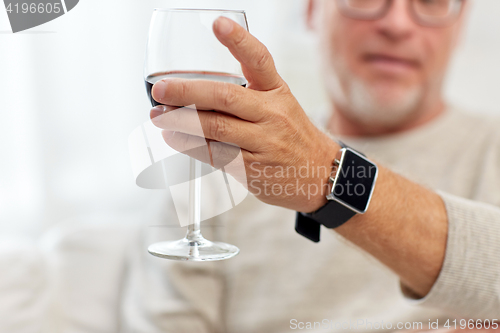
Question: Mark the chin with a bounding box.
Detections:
[354,83,422,128]
[328,72,424,130]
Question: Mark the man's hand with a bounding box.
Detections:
[149,16,339,213]
[149,16,451,300]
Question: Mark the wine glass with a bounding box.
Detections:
[144,8,248,261]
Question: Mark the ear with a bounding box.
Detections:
[306,0,318,30]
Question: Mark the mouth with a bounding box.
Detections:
[362,53,420,75]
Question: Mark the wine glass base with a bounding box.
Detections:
[148,237,240,261]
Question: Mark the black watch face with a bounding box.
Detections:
[332,149,378,213]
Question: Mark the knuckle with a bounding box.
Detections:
[208,114,227,140]
[211,141,239,168]
[177,80,189,102]
[220,84,238,109]
[254,48,270,71]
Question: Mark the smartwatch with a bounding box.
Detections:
[295,141,378,242]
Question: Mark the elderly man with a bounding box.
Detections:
[140,0,500,332]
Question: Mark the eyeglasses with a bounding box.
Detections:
[336,0,465,28]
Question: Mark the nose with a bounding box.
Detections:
[375,0,416,41]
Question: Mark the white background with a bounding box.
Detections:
[0,0,499,236]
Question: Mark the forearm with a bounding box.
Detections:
[333,165,448,297]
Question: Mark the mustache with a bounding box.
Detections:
[359,42,425,66]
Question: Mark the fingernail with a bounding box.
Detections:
[214,16,233,36]
[150,105,167,119]
[152,79,168,102]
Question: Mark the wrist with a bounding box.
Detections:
[295,140,379,242]
[305,139,342,213]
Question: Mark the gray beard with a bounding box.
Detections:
[323,62,424,129]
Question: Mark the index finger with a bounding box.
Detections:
[213,16,283,91]
[151,78,265,122]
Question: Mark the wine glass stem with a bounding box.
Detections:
[186,157,202,242]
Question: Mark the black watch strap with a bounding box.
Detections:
[295,200,356,242]
[294,140,362,243]
[295,213,321,243]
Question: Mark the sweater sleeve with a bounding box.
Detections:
[402,190,500,318]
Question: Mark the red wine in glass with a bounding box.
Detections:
[145,71,247,107]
